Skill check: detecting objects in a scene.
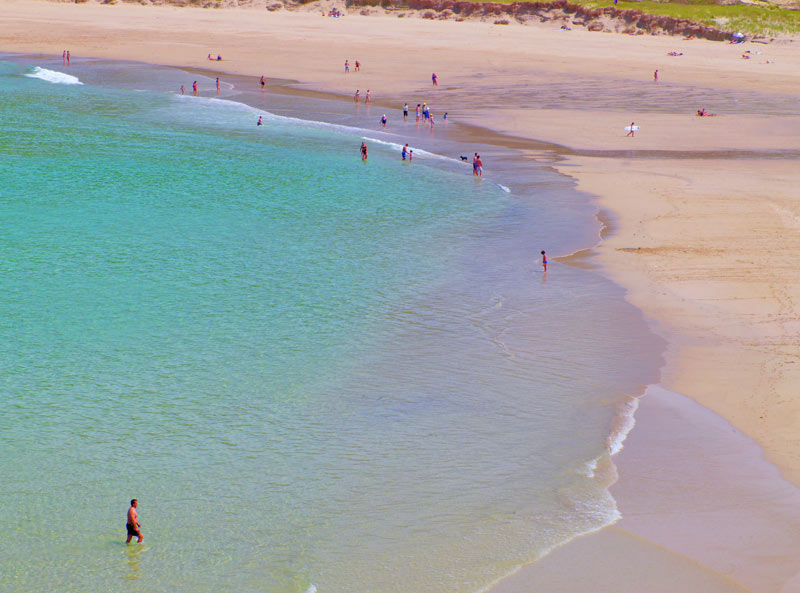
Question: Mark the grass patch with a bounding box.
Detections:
[461,0,800,34]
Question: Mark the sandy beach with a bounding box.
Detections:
[4,0,800,590]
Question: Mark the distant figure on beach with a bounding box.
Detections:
[473,153,479,176]
[653,69,658,82]
[355,89,360,103]
[430,114,435,129]
[217,55,222,61]
[403,103,409,121]
[257,116,263,126]
[416,104,421,122]
[62,50,66,64]
[381,114,387,128]
[626,121,635,137]
[126,499,143,544]
[432,72,438,87]
[443,112,448,122]
[541,250,548,272]
[208,53,212,60]
[260,75,266,91]
[355,60,360,72]
[180,84,185,95]
[192,81,198,96]
[402,143,408,160]
[216,77,220,93]
[365,90,371,103]
[66,50,71,65]
[409,149,413,161]
[345,60,350,73]
[360,141,368,162]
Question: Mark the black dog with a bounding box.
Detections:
[460,156,469,161]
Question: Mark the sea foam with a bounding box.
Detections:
[25,67,82,85]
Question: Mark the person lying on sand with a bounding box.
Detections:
[696,108,717,117]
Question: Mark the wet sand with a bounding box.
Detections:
[4,1,800,591]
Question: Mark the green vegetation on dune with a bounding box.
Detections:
[460,0,800,35]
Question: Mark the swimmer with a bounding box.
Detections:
[360,141,368,162]
[257,116,263,126]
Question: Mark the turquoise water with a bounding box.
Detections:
[0,61,659,593]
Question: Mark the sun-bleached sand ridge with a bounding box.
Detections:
[3,0,800,591]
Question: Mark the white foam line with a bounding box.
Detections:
[608,395,639,456]
[24,66,82,85]
[171,94,476,165]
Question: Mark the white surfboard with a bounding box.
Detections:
[624,125,641,131]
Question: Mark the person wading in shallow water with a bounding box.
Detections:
[126,499,143,544]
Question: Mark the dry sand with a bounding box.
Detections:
[3,1,800,591]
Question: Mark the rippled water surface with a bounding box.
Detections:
[0,59,659,593]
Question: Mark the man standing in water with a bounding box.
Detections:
[360,142,368,162]
[126,499,143,544]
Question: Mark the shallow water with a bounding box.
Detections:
[0,59,660,593]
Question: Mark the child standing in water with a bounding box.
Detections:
[541,250,548,272]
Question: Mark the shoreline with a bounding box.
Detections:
[5,1,800,591]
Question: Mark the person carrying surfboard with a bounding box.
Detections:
[626,122,636,137]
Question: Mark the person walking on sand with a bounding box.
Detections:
[403,103,409,121]
[354,89,360,103]
[381,114,387,128]
[626,122,635,137]
[365,90,371,104]
[192,81,198,96]
[344,60,350,74]
[432,72,438,87]
[653,69,659,83]
[541,250,548,273]
[355,60,360,72]
[260,75,266,92]
[126,499,143,544]
[360,141,368,162]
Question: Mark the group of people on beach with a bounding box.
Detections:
[61,50,71,65]
[344,59,361,73]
